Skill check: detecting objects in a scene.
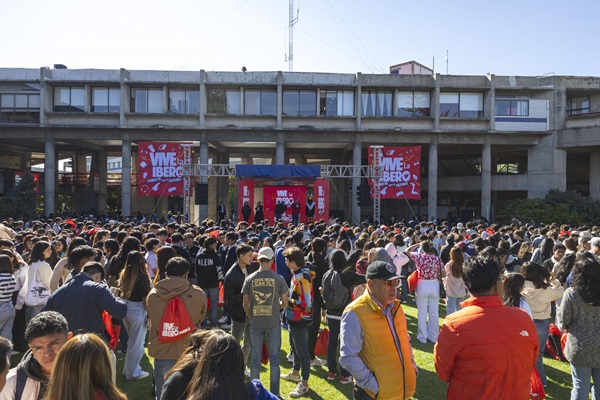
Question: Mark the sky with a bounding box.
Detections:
[2,0,599,77]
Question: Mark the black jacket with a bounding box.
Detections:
[195,248,223,289]
[224,262,258,322]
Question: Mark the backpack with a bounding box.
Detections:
[322,268,350,311]
[158,296,195,343]
[545,323,567,362]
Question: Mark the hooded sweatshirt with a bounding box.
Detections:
[0,350,48,400]
[521,278,563,320]
[384,243,410,271]
[146,276,207,360]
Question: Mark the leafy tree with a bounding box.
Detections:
[0,171,37,219]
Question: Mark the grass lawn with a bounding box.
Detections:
[13,296,576,399]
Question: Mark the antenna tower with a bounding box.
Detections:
[285,0,299,71]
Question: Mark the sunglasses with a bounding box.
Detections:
[381,279,400,288]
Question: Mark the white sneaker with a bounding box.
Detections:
[220,323,232,330]
[218,315,228,324]
[310,356,325,367]
[286,353,294,362]
[281,371,301,383]
[245,368,251,378]
[127,371,149,381]
[289,382,309,398]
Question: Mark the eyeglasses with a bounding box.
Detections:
[381,279,400,288]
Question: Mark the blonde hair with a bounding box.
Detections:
[44,333,126,400]
[118,251,149,299]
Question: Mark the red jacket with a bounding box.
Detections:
[434,296,538,400]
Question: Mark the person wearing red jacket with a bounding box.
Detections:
[434,255,539,400]
[291,199,302,226]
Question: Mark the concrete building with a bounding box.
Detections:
[0,66,599,224]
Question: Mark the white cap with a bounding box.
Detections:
[257,247,274,260]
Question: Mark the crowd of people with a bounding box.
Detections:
[0,214,597,399]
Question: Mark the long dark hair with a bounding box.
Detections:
[108,237,141,279]
[520,262,550,289]
[502,273,526,308]
[554,252,576,284]
[448,247,464,279]
[118,251,148,300]
[538,238,554,263]
[185,333,252,400]
[570,253,600,306]
[29,241,51,263]
[64,237,88,270]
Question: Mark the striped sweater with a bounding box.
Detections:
[0,273,17,303]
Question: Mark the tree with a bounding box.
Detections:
[0,171,37,219]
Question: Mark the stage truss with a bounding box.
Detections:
[182,162,384,224]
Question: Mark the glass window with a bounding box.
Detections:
[53,87,84,112]
[132,89,163,113]
[92,87,120,112]
[207,89,241,114]
[319,90,354,116]
[440,92,483,118]
[169,89,200,114]
[397,91,431,117]
[567,96,590,116]
[244,90,276,115]
[1,94,41,123]
[361,91,392,117]
[1,95,14,108]
[495,100,529,116]
[283,90,317,116]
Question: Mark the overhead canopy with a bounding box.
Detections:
[235,165,321,179]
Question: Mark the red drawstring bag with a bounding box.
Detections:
[102,311,120,351]
[218,282,225,308]
[407,270,419,293]
[530,367,546,399]
[158,297,195,343]
[314,328,330,357]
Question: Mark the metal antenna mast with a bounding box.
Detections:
[285,0,299,71]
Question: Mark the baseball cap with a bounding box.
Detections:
[257,247,274,260]
[590,237,600,248]
[366,261,401,281]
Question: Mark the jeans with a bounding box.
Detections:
[154,359,176,400]
[122,300,147,379]
[202,287,219,327]
[446,296,466,315]
[400,278,409,302]
[25,304,44,326]
[232,316,251,366]
[327,317,350,377]
[0,302,15,342]
[250,325,282,396]
[534,319,550,387]
[570,363,599,400]
[308,297,322,359]
[289,324,310,381]
[415,279,440,342]
[292,214,299,226]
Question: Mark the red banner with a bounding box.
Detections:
[15,172,40,193]
[263,186,306,224]
[369,146,422,200]
[312,179,330,223]
[237,180,255,223]
[138,142,186,196]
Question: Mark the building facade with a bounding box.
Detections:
[0,67,599,224]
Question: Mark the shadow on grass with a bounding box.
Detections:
[544,361,574,399]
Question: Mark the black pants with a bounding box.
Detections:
[353,386,376,400]
[307,299,322,359]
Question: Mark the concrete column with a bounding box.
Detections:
[97,150,108,212]
[352,137,361,226]
[18,154,28,171]
[591,149,600,200]
[481,137,492,221]
[39,67,52,126]
[163,85,169,113]
[44,136,56,217]
[121,136,132,216]
[488,74,496,131]
[433,75,441,130]
[427,137,438,220]
[119,68,128,127]
[356,73,362,129]
[199,70,206,128]
[276,132,285,165]
[276,71,283,129]
[199,133,209,222]
[84,85,91,112]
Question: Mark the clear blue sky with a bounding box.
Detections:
[2,0,598,77]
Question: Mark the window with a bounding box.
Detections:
[0,93,40,123]
[92,87,120,112]
[54,87,84,112]
[244,90,276,115]
[397,91,431,117]
[440,92,483,118]
[361,90,392,117]
[207,89,240,114]
[169,89,200,114]
[283,90,317,116]
[319,91,354,116]
[494,100,529,116]
[131,89,163,113]
[567,96,590,116]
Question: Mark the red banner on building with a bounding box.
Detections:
[263,186,306,224]
[369,146,422,200]
[237,180,255,223]
[312,179,330,223]
[138,142,186,196]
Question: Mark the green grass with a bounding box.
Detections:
[12,298,576,399]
